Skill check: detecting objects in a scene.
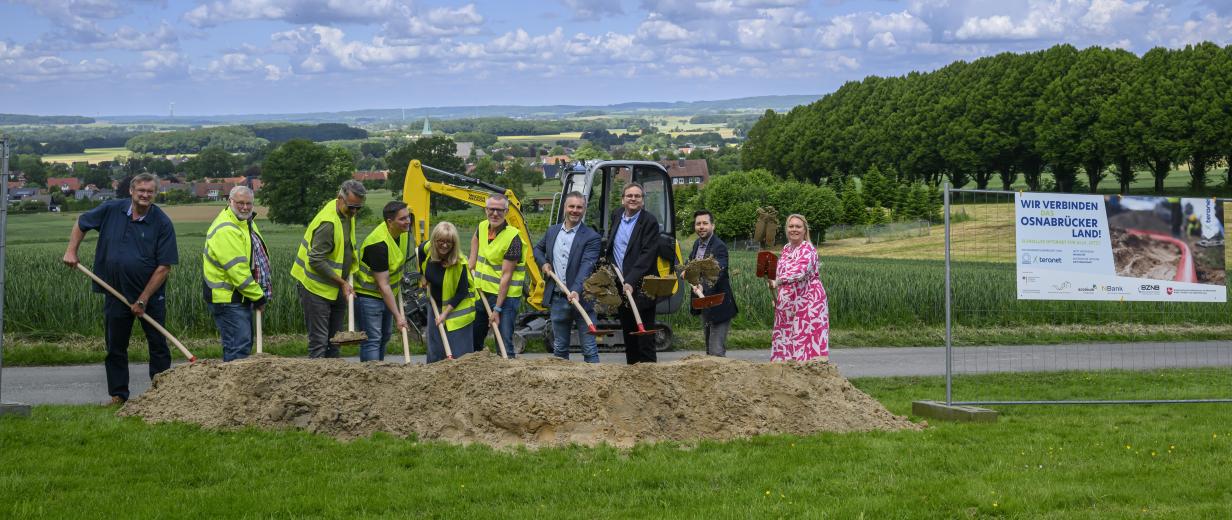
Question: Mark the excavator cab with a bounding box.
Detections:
[558,160,685,315]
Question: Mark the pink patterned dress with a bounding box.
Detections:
[770,241,830,361]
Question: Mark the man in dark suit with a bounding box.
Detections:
[689,210,738,356]
[533,191,603,362]
[604,182,663,364]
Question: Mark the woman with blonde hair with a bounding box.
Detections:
[418,221,476,362]
[768,213,830,362]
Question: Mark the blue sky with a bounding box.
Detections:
[2,0,1230,116]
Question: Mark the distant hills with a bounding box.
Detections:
[0,114,95,125]
[81,95,820,125]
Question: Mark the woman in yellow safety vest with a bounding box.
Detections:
[420,221,476,362]
[354,201,412,361]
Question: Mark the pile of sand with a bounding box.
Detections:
[120,352,922,448]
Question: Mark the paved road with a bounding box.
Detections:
[3,342,1230,405]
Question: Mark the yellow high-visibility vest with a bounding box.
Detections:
[291,200,356,300]
[203,207,265,303]
[419,241,476,331]
[473,220,526,298]
[354,224,408,299]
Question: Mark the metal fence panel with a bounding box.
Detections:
[944,186,1232,405]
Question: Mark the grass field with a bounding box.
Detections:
[496,132,584,144]
[40,147,131,165]
[39,147,194,165]
[3,368,1231,517]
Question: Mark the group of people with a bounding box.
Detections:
[62,175,829,405]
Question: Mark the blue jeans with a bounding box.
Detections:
[550,294,599,363]
[210,302,253,362]
[427,303,474,363]
[355,295,392,362]
[473,292,521,358]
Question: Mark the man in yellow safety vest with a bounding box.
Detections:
[291,180,365,358]
[468,193,526,357]
[203,186,271,361]
[353,201,412,361]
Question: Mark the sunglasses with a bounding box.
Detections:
[346,203,364,211]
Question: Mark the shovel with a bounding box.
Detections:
[426,292,454,360]
[329,274,367,347]
[610,266,661,336]
[545,269,618,336]
[755,250,778,280]
[255,308,263,354]
[74,264,196,362]
[471,274,509,359]
[690,284,725,310]
[396,291,411,364]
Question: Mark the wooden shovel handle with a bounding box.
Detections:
[426,293,453,360]
[396,292,410,364]
[255,308,263,354]
[469,277,508,359]
[545,269,597,329]
[75,263,196,362]
[609,266,646,327]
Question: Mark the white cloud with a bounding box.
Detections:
[1170,12,1232,47]
[638,18,692,41]
[817,11,929,50]
[184,0,409,27]
[7,55,117,82]
[386,4,485,40]
[679,66,716,78]
[130,49,188,80]
[271,26,432,74]
[560,0,624,20]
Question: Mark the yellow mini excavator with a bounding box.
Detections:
[399,159,685,353]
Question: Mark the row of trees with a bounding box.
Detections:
[7,127,140,155]
[125,124,370,154]
[681,169,942,242]
[742,43,1232,194]
[431,117,654,136]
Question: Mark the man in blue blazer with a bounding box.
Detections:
[534,191,603,362]
[689,210,738,356]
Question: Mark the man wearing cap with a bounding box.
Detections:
[291,180,365,358]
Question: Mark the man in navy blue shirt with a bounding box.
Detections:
[63,173,179,405]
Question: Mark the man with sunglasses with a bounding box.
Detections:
[291,180,366,358]
[468,193,526,357]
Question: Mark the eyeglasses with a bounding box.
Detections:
[485,207,507,214]
[346,204,364,211]
[435,240,452,246]
[623,193,643,199]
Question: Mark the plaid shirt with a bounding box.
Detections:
[250,228,273,300]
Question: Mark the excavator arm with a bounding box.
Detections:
[401,160,546,311]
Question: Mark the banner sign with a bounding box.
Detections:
[1015,193,1226,302]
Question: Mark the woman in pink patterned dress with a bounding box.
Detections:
[769,214,830,362]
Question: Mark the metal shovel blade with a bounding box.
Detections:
[329,330,368,346]
[691,293,725,310]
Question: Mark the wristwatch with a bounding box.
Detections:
[135,300,146,309]
[492,305,503,314]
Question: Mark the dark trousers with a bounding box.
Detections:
[618,299,658,364]
[298,283,346,358]
[104,296,171,400]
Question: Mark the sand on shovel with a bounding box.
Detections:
[120,352,923,449]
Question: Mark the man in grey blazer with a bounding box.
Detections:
[534,191,603,362]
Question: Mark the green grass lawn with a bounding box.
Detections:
[3,368,1230,517]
